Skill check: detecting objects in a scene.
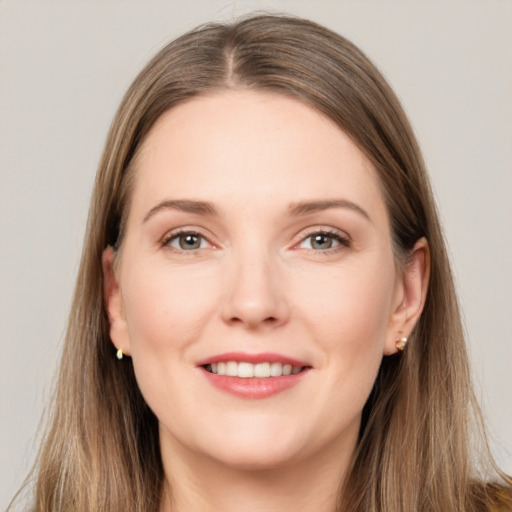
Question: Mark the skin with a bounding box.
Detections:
[103,90,429,512]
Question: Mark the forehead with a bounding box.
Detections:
[129,90,387,223]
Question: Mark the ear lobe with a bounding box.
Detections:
[102,246,131,356]
[384,237,430,355]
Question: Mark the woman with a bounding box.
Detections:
[12,14,511,512]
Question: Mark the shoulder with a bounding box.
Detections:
[470,481,512,512]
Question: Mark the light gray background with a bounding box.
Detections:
[1,0,511,507]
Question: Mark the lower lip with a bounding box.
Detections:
[201,368,309,399]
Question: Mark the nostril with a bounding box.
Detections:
[221,287,290,328]
[226,315,281,330]
[227,315,277,325]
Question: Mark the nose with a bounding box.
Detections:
[220,252,290,329]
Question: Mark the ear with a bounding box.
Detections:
[102,246,131,356]
[384,237,430,355]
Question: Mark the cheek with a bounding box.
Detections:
[119,262,223,422]
[294,256,395,396]
[119,262,225,411]
[297,257,395,343]
[120,261,221,357]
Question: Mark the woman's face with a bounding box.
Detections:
[105,90,420,471]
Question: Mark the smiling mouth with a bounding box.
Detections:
[199,354,311,398]
[203,361,306,378]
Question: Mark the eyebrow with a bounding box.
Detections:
[143,198,371,223]
[143,199,218,223]
[288,199,371,222]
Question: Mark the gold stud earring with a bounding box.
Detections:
[116,348,124,360]
[395,335,408,351]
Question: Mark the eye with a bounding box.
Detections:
[164,231,209,251]
[298,231,350,251]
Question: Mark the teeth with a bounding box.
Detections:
[226,361,238,377]
[238,362,254,378]
[270,362,283,376]
[254,362,271,378]
[207,361,304,378]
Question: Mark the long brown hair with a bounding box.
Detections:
[14,14,511,512]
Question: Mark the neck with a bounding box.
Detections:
[159,430,357,512]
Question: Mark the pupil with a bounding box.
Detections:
[312,234,332,250]
[180,234,200,249]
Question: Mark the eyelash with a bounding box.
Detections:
[296,229,351,253]
[161,230,212,254]
[161,228,351,254]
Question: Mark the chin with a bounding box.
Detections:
[203,439,304,471]
[189,417,323,471]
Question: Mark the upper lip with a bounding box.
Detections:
[196,352,311,368]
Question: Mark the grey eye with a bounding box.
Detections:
[310,234,334,250]
[299,233,340,251]
[168,232,207,250]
